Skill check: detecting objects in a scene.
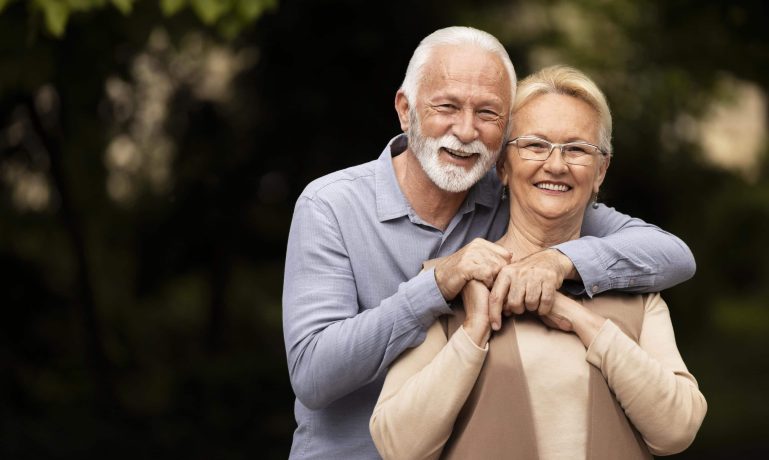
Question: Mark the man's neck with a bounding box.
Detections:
[392,149,469,231]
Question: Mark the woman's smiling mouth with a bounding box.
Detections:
[535,182,571,192]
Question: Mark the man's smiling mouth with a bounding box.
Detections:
[442,147,476,159]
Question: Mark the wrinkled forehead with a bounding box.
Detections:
[419,45,512,104]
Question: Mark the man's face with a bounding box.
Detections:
[408,45,512,193]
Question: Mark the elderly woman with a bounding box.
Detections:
[369,65,706,460]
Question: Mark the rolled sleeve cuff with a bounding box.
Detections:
[554,240,609,298]
[458,325,490,351]
[405,268,452,328]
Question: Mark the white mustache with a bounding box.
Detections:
[436,135,491,156]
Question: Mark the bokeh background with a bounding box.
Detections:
[1,0,767,458]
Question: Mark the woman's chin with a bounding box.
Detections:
[529,203,580,222]
[525,195,591,220]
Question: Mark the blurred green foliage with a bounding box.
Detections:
[0,0,277,38]
[0,0,767,458]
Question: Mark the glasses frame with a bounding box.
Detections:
[507,135,609,166]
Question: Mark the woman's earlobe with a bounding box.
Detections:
[496,159,508,184]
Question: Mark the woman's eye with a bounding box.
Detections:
[564,145,589,155]
[525,142,548,150]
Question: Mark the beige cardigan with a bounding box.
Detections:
[370,292,706,459]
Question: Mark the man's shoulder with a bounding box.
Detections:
[300,159,378,202]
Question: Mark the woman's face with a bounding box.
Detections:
[501,93,609,221]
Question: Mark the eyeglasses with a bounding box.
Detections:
[508,136,608,166]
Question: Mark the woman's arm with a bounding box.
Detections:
[548,293,707,455]
[370,282,491,460]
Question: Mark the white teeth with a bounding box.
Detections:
[444,147,473,158]
[536,182,570,192]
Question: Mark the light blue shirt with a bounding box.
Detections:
[282,135,695,459]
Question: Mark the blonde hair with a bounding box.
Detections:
[514,65,612,154]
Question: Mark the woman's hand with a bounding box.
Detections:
[488,249,575,330]
[461,280,492,346]
[544,292,607,348]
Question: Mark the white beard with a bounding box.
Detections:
[408,110,499,193]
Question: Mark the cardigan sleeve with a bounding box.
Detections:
[370,321,487,460]
[585,293,707,455]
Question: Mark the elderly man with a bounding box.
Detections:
[282,27,694,459]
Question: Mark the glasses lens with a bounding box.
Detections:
[516,137,551,160]
[561,143,596,165]
[514,137,601,165]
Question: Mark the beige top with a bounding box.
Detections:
[370,293,707,460]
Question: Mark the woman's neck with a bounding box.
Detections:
[497,201,583,259]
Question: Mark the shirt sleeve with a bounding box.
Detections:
[370,323,487,460]
[585,293,707,455]
[554,203,696,297]
[282,195,451,410]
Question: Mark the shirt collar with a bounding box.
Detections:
[375,134,501,223]
[375,135,411,222]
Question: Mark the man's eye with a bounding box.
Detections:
[478,110,499,121]
[436,104,457,111]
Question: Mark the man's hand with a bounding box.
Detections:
[488,249,575,331]
[434,238,512,301]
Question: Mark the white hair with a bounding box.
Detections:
[401,26,517,121]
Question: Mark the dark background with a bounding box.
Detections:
[1,0,768,458]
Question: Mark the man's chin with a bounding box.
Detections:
[429,170,482,193]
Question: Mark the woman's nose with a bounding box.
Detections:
[543,146,569,173]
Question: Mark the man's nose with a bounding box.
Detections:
[451,109,479,144]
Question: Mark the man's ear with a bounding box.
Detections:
[395,90,411,133]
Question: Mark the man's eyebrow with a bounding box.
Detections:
[429,93,506,107]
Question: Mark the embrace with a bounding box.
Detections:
[283,26,705,459]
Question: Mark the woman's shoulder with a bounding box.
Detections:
[586,291,664,308]
[584,292,660,342]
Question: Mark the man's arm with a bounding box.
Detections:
[487,203,695,322]
[556,203,696,296]
[282,196,449,410]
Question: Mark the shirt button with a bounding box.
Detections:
[591,285,599,293]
